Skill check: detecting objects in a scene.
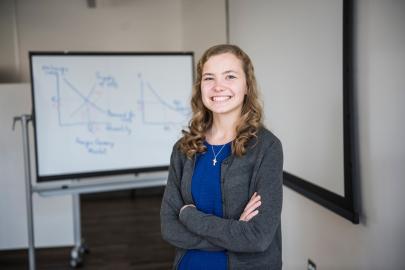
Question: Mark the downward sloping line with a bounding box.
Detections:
[63,78,107,115]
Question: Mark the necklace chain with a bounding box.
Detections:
[211,144,226,166]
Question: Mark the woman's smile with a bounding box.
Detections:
[211,95,232,102]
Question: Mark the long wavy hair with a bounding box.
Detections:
[179,44,263,158]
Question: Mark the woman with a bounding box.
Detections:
[160,44,283,269]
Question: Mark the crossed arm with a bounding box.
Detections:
[180,192,261,222]
[160,140,283,253]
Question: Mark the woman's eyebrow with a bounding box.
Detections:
[223,70,239,75]
[202,72,214,77]
[202,70,239,76]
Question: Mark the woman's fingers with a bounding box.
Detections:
[241,200,261,221]
[245,192,258,209]
[179,204,195,216]
[243,193,260,211]
[239,212,248,221]
[244,210,259,221]
[240,207,260,221]
[240,193,261,221]
[244,200,261,215]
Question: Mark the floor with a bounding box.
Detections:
[0,188,175,269]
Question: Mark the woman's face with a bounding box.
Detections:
[200,53,247,117]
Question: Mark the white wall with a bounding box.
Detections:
[181,0,227,63]
[229,0,405,269]
[230,0,345,196]
[0,0,226,250]
[0,0,227,82]
[0,84,74,250]
[15,0,184,81]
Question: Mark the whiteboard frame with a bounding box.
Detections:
[29,51,194,182]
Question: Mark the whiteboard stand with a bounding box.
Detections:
[70,190,89,268]
[13,114,36,270]
[31,175,168,267]
[13,114,169,269]
[13,115,89,269]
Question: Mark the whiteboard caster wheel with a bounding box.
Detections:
[70,246,84,268]
[70,257,83,268]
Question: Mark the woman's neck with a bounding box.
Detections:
[206,114,238,145]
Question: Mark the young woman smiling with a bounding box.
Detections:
[160,44,283,270]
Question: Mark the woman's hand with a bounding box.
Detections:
[179,204,196,216]
[239,192,261,222]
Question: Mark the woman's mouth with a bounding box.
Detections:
[211,96,232,102]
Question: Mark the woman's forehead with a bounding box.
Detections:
[202,53,243,73]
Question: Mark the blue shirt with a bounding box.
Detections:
[178,141,231,270]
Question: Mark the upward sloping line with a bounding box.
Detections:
[63,77,108,115]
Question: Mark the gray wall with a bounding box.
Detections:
[229,0,405,269]
[0,1,19,82]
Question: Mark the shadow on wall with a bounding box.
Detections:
[0,69,19,83]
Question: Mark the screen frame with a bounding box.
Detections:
[29,51,194,182]
[282,0,359,224]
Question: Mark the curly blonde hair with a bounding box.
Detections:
[179,44,263,158]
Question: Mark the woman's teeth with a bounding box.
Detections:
[212,96,231,102]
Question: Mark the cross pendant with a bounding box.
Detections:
[212,158,217,166]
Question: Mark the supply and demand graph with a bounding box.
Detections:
[45,65,135,134]
[31,54,192,179]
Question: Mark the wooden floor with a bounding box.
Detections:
[0,188,175,269]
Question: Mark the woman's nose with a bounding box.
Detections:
[213,80,224,92]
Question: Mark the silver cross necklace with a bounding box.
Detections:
[211,144,227,166]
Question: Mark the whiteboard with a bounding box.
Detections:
[30,53,193,181]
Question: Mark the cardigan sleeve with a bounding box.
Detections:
[178,139,283,253]
[160,146,222,251]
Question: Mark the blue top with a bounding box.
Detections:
[178,141,231,270]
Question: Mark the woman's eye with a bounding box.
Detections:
[226,75,236,80]
[202,77,213,81]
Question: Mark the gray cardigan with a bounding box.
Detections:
[160,127,283,269]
